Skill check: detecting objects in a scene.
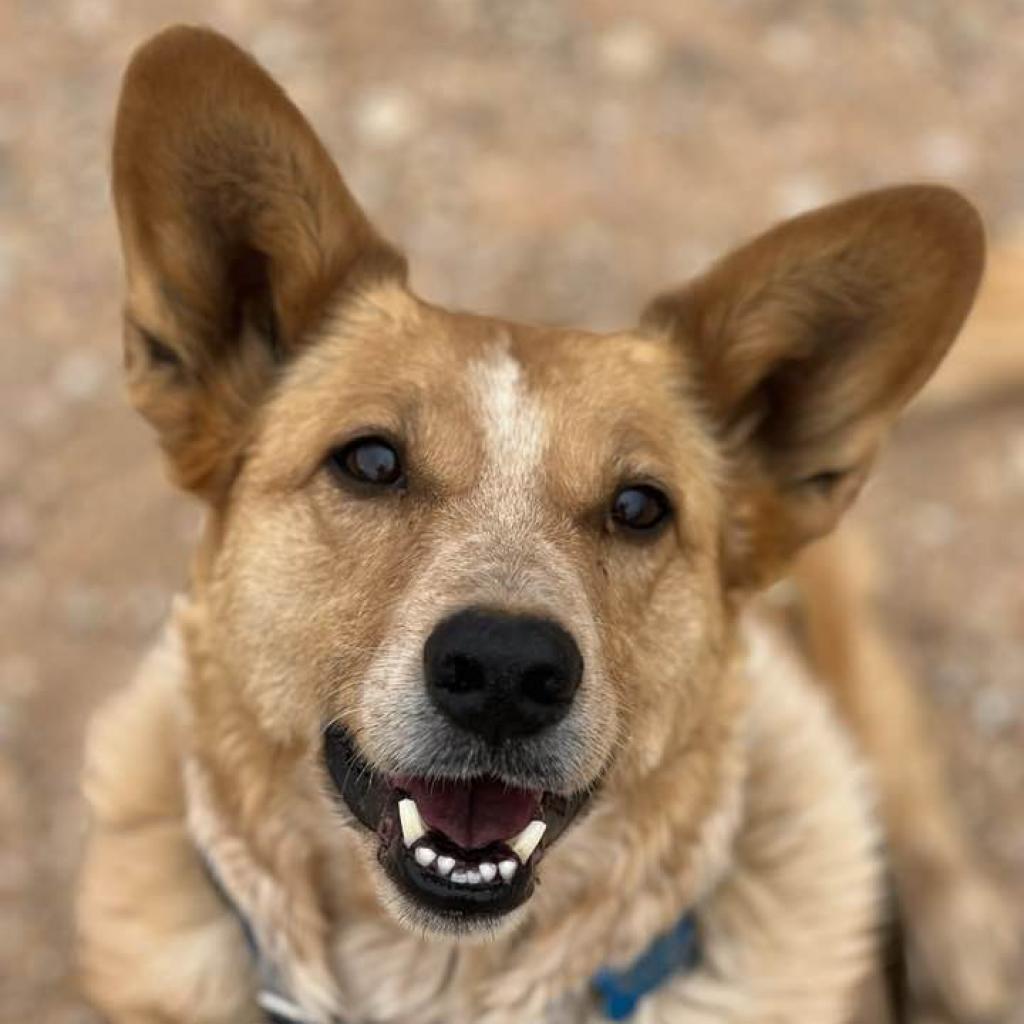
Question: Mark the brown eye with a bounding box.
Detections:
[611,485,671,533]
[329,437,404,489]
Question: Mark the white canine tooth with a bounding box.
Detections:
[398,799,427,847]
[466,869,482,885]
[414,846,437,868]
[508,819,547,864]
[436,855,455,876]
[479,862,497,883]
[450,869,469,884]
[498,859,518,881]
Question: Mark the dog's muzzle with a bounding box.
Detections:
[323,608,594,926]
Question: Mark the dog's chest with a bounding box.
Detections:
[328,919,596,1023]
[325,897,703,1024]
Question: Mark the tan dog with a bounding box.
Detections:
[77,26,1019,1024]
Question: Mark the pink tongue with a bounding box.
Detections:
[394,777,540,850]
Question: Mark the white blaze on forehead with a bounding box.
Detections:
[469,343,547,491]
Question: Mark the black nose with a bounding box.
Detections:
[424,608,584,743]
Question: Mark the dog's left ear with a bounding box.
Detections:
[112,26,405,500]
[642,185,984,588]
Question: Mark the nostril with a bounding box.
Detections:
[438,652,487,694]
[520,663,570,706]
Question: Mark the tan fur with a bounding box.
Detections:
[77,25,1016,1024]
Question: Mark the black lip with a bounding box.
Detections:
[323,724,391,831]
[322,724,594,921]
[383,833,534,920]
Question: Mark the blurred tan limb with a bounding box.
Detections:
[922,233,1024,410]
[788,527,1021,1022]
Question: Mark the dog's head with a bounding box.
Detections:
[112,27,983,936]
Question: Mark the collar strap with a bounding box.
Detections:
[201,852,337,1023]
[591,912,701,1020]
[257,989,319,1024]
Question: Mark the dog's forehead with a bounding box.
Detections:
[460,320,709,493]
[266,283,709,498]
[313,284,687,415]
[467,342,547,483]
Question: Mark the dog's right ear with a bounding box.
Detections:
[641,185,983,589]
[113,26,405,499]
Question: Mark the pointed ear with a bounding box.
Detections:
[642,185,984,589]
[113,26,405,499]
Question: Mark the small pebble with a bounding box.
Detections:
[52,351,105,402]
[595,21,663,80]
[353,88,419,147]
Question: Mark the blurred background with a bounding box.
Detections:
[1,1,1022,1020]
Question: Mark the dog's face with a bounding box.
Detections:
[198,291,728,930]
[112,28,984,935]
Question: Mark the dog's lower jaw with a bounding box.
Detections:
[374,873,532,945]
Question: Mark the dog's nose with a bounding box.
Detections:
[424,608,583,743]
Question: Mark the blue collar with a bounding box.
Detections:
[204,849,699,1022]
[591,911,701,1020]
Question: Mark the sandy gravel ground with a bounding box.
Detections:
[0,2,1022,1021]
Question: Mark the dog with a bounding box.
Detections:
[76,25,1020,1024]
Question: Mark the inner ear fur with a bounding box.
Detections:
[113,25,405,499]
[642,185,985,589]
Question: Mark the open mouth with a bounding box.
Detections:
[323,725,591,924]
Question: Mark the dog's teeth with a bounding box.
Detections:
[466,869,482,885]
[414,846,437,868]
[479,862,497,883]
[436,855,455,876]
[398,799,427,847]
[508,819,546,864]
[450,869,468,884]
[498,859,518,881]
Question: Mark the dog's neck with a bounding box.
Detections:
[176,593,749,1023]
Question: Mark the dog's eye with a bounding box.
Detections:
[329,437,404,488]
[610,485,671,534]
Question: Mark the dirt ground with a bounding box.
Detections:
[1,2,1022,1021]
